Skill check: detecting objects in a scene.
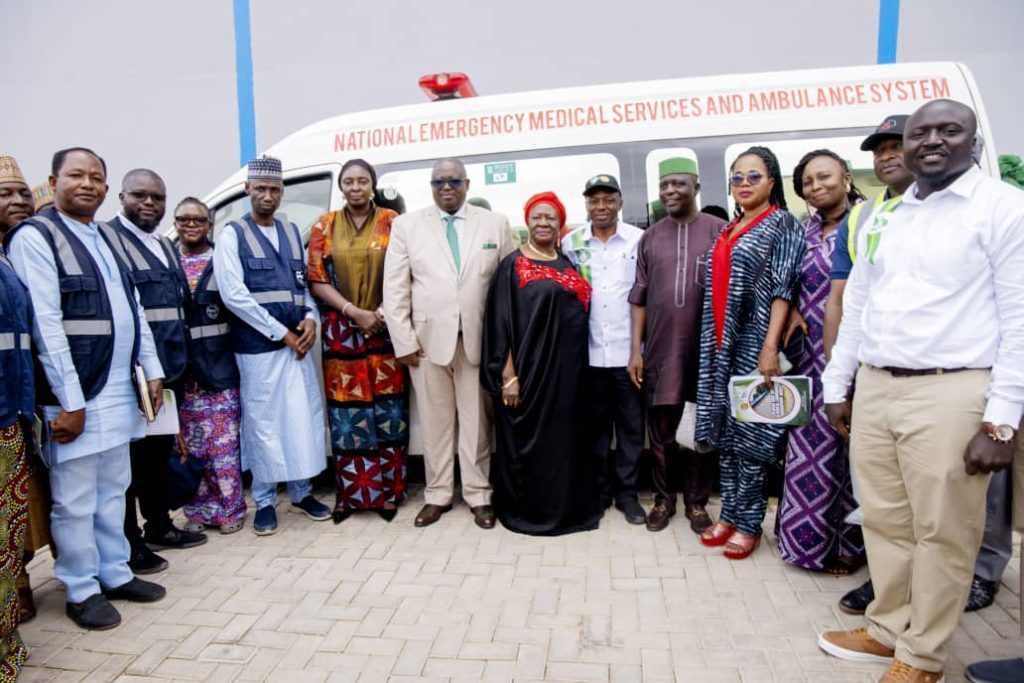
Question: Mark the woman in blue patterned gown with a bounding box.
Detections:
[696,146,805,560]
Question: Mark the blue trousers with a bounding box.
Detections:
[49,444,134,603]
[251,478,312,510]
[718,449,768,536]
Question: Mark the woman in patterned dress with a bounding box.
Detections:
[696,146,806,560]
[777,150,866,572]
[0,160,35,677]
[176,198,247,534]
[307,159,409,524]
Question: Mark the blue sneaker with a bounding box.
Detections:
[253,506,278,536]
[291,495,331,521]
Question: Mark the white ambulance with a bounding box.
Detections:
[204,61,997,238]
[201,61,997,455]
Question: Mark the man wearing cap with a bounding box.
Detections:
[32,182,55,212]
[819,99,1024,682]
[383,158,514,529]
[213,155,331,536]
[627,158,725,533]
[563,174,646,524]
[106,169,204,573]
[6,148,167,629]
[830,115,1014,619]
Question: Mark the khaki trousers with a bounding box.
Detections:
[851,365,991,672]
[409,336,492,508]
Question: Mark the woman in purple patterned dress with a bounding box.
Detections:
[777,150,866,572]
[175,198,246,534]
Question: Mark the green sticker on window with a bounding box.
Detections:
[485,162,517,185]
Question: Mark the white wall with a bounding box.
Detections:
[3,0,1022,219]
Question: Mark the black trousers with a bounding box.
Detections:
[124,434,174,542]
[587,366,644,506]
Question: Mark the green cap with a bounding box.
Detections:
[658,157,698,178]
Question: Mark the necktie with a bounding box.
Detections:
[444,215,461,271]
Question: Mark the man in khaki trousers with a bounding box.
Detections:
[383,158,513,529]
[818,99,1024,683]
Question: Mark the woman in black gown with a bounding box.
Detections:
[482,192,601,535]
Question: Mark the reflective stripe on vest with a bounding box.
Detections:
[0,333,30,350]
[848,192,896,264]
[145,307,182,322]
[190,323,230,340]
[252,290,298,305]
[233,218,302,261]
[235,221,266,258]
[63,320,113,335]
[31,215,84,275]
[98,222,140,270]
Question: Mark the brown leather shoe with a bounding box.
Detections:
[414,503,452,527]
[817,627,894,664]
[879,659,944,682]
[646,504,673,532]
[470,505,496,529]
[684,505,714,534]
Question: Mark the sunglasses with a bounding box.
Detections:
[175,216,210,226]
[729,171,765,187]
[125,190,167,202]
[430,178,466,189]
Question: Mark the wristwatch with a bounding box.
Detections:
[981,422,1017,444]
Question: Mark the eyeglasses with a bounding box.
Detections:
[430,178,466,189]
[125,190,167,202]
[729,171,765,187]
[175,216,209,226]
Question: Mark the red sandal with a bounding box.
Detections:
[700,520,736,547]
[722,531,761,560]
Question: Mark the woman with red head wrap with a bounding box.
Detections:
[481,192,601,535]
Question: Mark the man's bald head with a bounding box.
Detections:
[904,99,979,197]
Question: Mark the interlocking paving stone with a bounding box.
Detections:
[17,490,1021,682]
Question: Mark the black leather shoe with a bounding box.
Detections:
[838,579,874,615]
[616,498,646,525]
[965,657,1024,683]
[378,507,397,523]
[129,544,169,575]
[144,526,208,550]
[964,575,998,612]
[66,594,121,630]
[102,577,166,603]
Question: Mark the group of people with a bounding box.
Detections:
[0,96,1021,683]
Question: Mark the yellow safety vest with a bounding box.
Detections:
[847,191,900,264]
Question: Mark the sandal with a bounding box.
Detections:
[700,520,736,547]
[183,520,206,534]
[17,582,36,624]
[723,531,761,560]
[219,520,243,535]
[824,555,865,576]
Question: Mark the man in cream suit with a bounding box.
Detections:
[383,158,514,529]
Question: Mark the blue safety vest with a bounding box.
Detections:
[106,217,189,383]
[5,206,141,404]
[0,253,34,428]
[183,252,240,391]
[228,214,308,355]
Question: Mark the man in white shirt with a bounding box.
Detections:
[817,100,1024,682]
[563,174,645,524]
[6,148,168,630]
[108,169,206,574]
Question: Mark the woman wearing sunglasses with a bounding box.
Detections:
[777,150,866,574]
[306,159,408,524]
[695,146,805,560]
[175,198,247,535]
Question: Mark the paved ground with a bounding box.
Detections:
[16,488,1022,683]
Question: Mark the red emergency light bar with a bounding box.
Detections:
[419,72,478,101]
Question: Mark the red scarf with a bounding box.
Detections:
[711,205,776,349]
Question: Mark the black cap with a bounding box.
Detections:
[583,174,621,196]
[860,115,909,151]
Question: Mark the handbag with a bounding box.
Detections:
[165,451,205,510]
[675,401,698,450]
